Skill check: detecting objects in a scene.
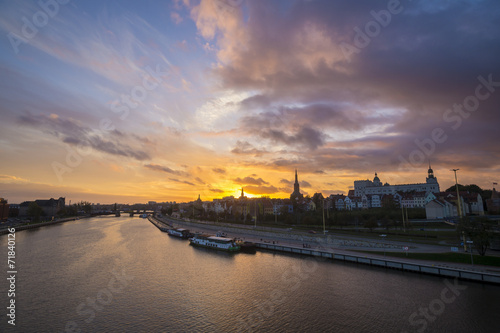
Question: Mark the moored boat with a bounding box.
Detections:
[167,228,192,239]
[189,234,240,252]
[238,241,256,253]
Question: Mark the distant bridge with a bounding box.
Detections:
[91,210,155,217]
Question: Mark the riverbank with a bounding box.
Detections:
[0,216,89,235]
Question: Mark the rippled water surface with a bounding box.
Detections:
[1,217,499,332]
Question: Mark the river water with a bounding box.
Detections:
[0,216,499,332]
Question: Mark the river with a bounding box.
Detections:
[1,216,499,332]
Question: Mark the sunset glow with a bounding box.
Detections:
[1,0,499,204]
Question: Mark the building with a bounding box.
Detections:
[19,197,66,217]
[0,198,9,221]
[461,192,484,215]
[425,199,456,219]
[290,170,304,201]
[425,191,484,219]
[354,164,440,197]
[487,187,500,214]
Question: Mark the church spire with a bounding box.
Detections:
[291,169,303,201]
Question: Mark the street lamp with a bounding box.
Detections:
[322,199,326,235]
[466,240,474,266]
[451,169,462,218]
[380,234,387,257]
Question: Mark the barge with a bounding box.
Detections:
[167,228,193,239]
[189,234,240,252]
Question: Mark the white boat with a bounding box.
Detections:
[167,228,192,239]
[189,234,240,252]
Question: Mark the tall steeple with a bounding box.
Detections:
[291,169,303,201]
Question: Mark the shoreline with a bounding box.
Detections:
[0,215,91,235]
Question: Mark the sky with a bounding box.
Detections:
[0,0,499,204]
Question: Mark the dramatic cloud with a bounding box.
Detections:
[301,180,312,188]
[197,0,500,172]
[233,176,269,185]
[18,113,152,161]
[169,178,195,186]
[231,140,268,156]
[2,0,500,203]
[145,164,187,176]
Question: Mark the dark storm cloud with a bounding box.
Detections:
[18,113,151,161]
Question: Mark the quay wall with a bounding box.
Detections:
[256,242,500,285]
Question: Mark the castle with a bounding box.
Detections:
[354,164,440,196]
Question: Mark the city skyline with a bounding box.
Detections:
[1,0,499,204]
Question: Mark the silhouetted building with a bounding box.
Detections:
[239,188,247,200]
[487,186,500,214]
[0,198,9,220]
[290,169,304,201]
[19,197,65,217]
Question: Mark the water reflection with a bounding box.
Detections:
[0,217,499,333]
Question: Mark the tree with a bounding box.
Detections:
[458,217,494,256]
[161,207,173,216]
[81,201,92,214]
[364,218,378,232]
[27,202,43,222]
[445,184,484,196]
[312,193,324,211]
